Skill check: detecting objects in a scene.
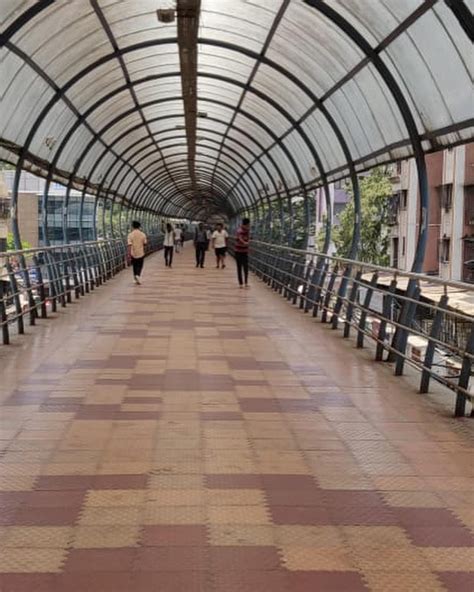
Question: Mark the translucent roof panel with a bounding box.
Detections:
[1,0,472,219]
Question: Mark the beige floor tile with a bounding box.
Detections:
[421,548,474,571]
[146,489,205,506]
[281,546,356,571]
[0,476,36,490]
[78,506,141,526]
[206,489,266,506]
[142,505,206,525]
[352,547,431,572]
[361,570,446,592]
[3,527,73,548]
[148,474,205,489]
[381,490,444,508]
[0,548,67,573]
[85,489,146,507]
[72,525,141,548]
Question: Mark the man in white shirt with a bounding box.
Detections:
[127,221,147,284]
[211,223,229,269]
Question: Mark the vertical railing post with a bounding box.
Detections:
[375,278,398,361]
[455,324,474,417]
[343,269,362,338]
[356,272,378,348]
[419,293,449,394]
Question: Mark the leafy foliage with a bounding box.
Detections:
[7,232,31,250]
[333,168,392,265]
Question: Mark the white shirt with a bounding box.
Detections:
[212,229,228,248]
[163,230,174,247]
[174,228,183,240]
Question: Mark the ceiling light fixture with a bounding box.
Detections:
[157,8,175,23]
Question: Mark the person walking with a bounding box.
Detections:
[211,222,229,269]
[163,223,175,267]
[127,220,147,285]
[194,223,208,268]
[174,225,183,253]
[234,217,250,288]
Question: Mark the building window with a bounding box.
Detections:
[464,186,474,226]
[399,190,408,210]
[439,236,451,263]
[402,237,406,256]
[440,183,453,211]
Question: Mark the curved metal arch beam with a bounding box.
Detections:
[133,153,254,214]
[86,110,283,219]
[304,0,430,271]
[67,91,298,215]
[69,73,305,199]
[7,36,344,248]
[131,146,259,214]
[89,0,182,199]
[143,167,239,218]
[123,156,245,216]
[3,45,304,224]
[152,140,259,192]
[43,82,295,220]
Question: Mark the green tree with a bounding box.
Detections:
[7,232,31,250]
[333,167,392,265]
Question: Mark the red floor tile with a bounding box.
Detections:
[393,507,464,527]
[63,549,136,572]
[201,412,243,420]
[34,476,94,491]
[135,548,208,571]
[262,475,318,490]
[265,489,324,506]
[205,474,263,489]
[437,572,474,592]
[213,570,290,592]
[132,571,210,592]
[405,526,474,547]
[55,572,134,592]
[0,574,57,592]
[239,399,281,412]
[210,546,282,571]
[286,571,369,592]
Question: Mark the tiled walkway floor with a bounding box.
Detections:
[0,246,473,591]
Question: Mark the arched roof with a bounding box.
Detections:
[0,0,472,219]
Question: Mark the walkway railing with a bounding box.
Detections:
[0,236,162,346]
[247,240,474,417]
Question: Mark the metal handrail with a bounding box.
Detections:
[251,239,474,293]
[232,239,474,418]
[0,236,163,346]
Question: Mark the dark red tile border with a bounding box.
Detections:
[436,572,474,592]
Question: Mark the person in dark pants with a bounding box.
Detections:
[194,223,208,268]
[127,221,147,285]
[163,223,175,267]
[234,217,250,288]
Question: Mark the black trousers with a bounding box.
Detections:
[131,256,144,277]
[235,252,249,285]
[164,246,174,266]
[195,243,207,267]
